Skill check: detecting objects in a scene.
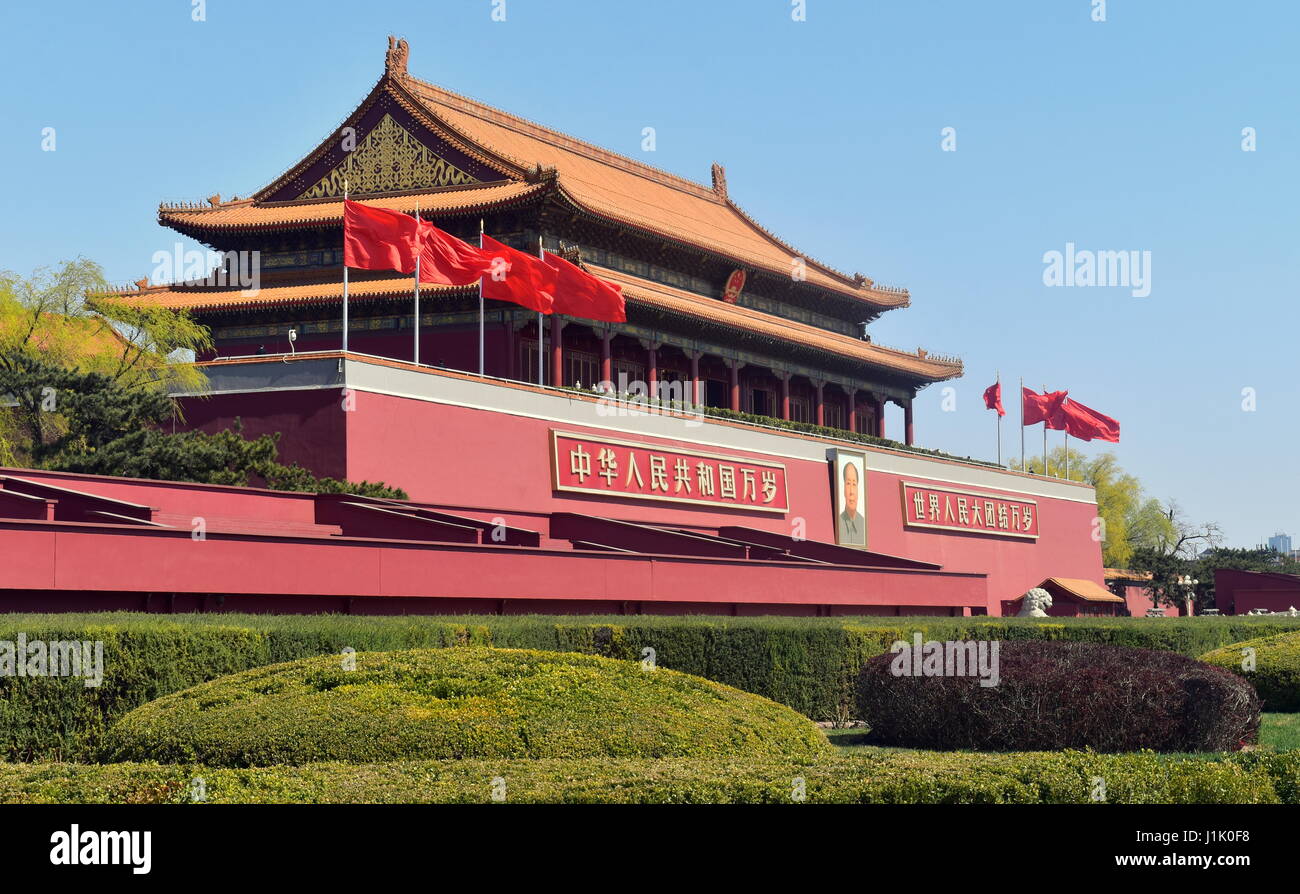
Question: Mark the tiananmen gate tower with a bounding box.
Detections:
[0,38,1112,617]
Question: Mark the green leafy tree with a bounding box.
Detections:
[1,284,405,499]
[0,258,210,389]
[16,359,405,498]
[1013,447,1175,568]
[0,259,211,465]
[1128,501,1224,609]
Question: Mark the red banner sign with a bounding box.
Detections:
[900,482,1038,539]
[551,431,789,513]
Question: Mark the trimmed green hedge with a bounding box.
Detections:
[102,647,829,766]
[2,751,1296,804]
[1202,631,1300,712]
[4,612,1300,761]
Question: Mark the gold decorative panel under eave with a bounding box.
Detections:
[299,113,480,198]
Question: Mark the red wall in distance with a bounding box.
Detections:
[1216,569,1300,615]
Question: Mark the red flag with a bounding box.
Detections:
[343,200,420,273]
[480,234,555,313]
[1060,398,1120,442]
[417,220,494,286]
[1022,388,1068,429]
[544,251,626,323]
[982,382,1005,417]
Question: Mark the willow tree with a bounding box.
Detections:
[0,258,211,464]
[1014,447,1175,568]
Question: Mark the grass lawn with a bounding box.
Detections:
[825,712,1300,754]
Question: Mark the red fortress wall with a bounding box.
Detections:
[145,354,1107,616]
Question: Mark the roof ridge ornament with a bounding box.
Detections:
[385,36,410,79]
[525,163,558,184]
[711,162,727,199]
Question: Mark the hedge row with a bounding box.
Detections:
[4,612,1300,761]
[102,648,830,766]
[2,751,1297,804]
[1201,630,1300,712]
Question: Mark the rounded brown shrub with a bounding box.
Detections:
[856,640,1260,752]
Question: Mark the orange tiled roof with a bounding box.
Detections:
[159,182,544,232]
[403,77,906,308]
[591,265,960,381]
[99,276,464,312]
[1103,568,1154,582]
[1044,577,1125,603]
[102,268,957,380]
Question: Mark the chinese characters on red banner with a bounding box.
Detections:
[551,431,789,513]
[900,482,1038,539]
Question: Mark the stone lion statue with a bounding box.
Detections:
[1017,587,1053,618]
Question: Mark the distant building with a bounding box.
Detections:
[1268,532,1293,554]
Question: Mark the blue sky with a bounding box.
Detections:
[1,0,1295,547]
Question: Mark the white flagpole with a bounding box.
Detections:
[1019,376,1025,472]
[538,235,546,388]
[479,218,485,377]
[342,180,350,354]
[413,198,420,366]
[1042,383,1049,477]
[995,370,1002,466]
[1065,430,1070,479]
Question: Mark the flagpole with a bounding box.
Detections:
[1042,383,1048,477]
[537,235,545,388]
[342,180,349,355]
[478,218,485,377]
[1065,430,1070,479]
[1019,376,1025,472]
[413,199,420,366]
[995,370,1002,466]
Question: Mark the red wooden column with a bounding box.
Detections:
[779,372,791,420]
[504,317,518,380]
[904,398,915,446]
[600,329,613,387]
[689,351,702,407]
[874,393,886,439]
[645,341,660,400]
[848,390,858,433]
[550,316,564,386]
[814,380,825,426]
[728,360,744,412]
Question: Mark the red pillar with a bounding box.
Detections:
[848,390,857,433]
[600,331,613,387]
[689,352,701,406]
[504,319,517,380]
[904,398,915,446]
[729,361,742,412]
[780,373,791,421]
[814,381,825,427]
[550,316,563,386]
[875,394,886,439]
[647,343,658,400]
